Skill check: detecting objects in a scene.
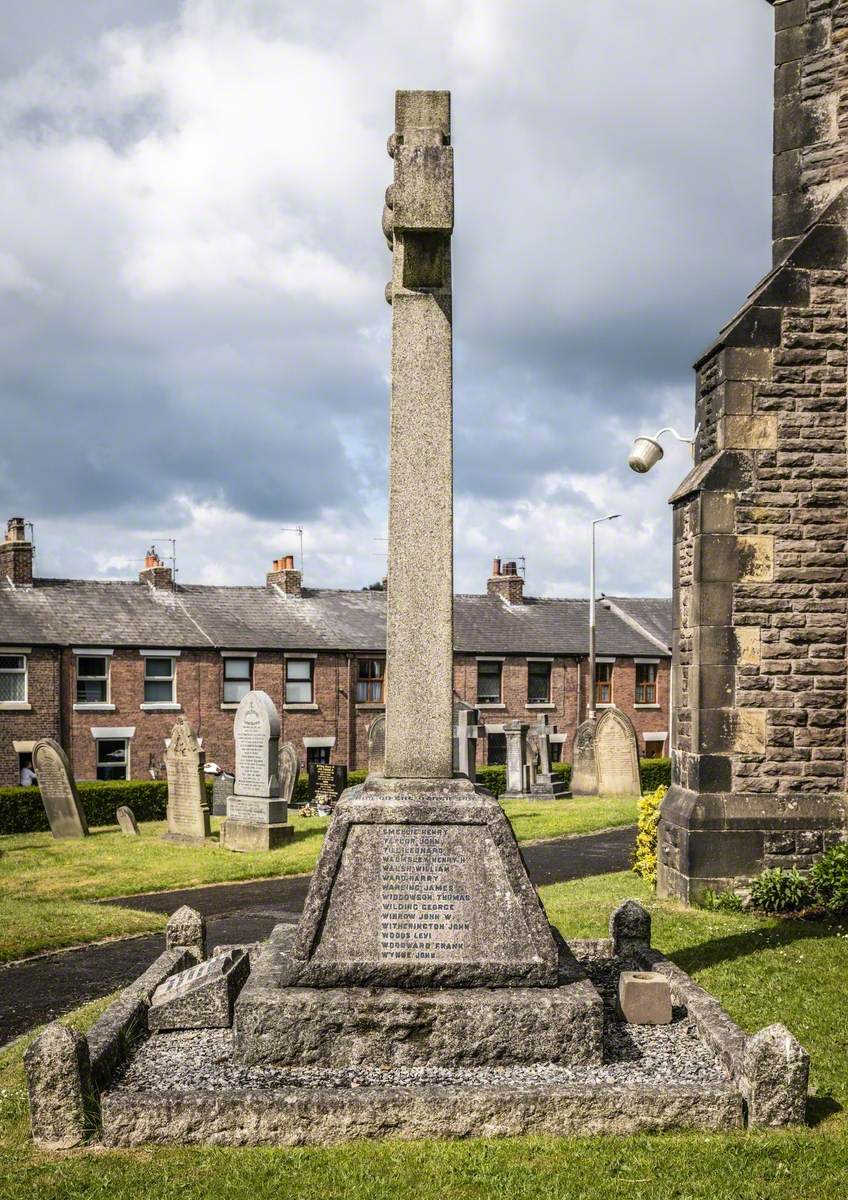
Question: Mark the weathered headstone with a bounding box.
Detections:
[367,713,385,776]
[166,904,206,963]
[221,690,294,852]
[24,1023,95,1149]
[279,741,299,805]
[163,717,211,845]
[525,716,568,799]
[571,719,599,796]
[595,708,641,797]
[148,949,250,1031]
[453,703,479,784]
[503,721,530,796]
[32,739,88,839]
[116,806,139,837]
[211,773,235,817]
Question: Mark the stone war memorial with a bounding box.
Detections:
[220,689,294,851]
[23,88,811,1151]
[31,738,88,840]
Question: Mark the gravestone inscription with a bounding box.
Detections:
[148,948,249,1030]
[32,739,88,839]
[595,708,641,797]
[163,717,211,845]
[571,720,599,796]
[221,690,293,852]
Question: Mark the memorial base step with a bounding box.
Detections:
[220,819,294,853]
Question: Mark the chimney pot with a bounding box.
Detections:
[492,557,501,577]
[267,554,302,595]
[486,557,524,604]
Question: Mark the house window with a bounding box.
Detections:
[636,663,658,705]
[76,656,109,703]
[477,661,502,705]
[96,738,128,781]
[528,661,551,704]
[144,657,175,704]
[643,739,664,759]
[286,658,314,704]
[223,658,252,704]
[550,740,563,764]
[595,662,613,706]
[487,732,506,765]
[0,654,26,702]
[355,659,385,704]
[307,745,331,767]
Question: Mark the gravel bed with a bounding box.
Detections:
[112,958,727,1095]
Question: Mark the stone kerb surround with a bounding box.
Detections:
[659,191,848,901]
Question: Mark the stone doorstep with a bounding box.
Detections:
[232,975,604,1069]
[99,1081,744,1147]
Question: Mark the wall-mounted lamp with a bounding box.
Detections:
[628,426,700,474]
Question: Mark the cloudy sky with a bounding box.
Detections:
[0,0,775,597]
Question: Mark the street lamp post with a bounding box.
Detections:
[588,514,620,722]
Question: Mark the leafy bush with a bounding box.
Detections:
[749,867,813,914]
[639,758,671,792]
[632,784,666,885]
[810,842,848,915]
[702,888,744,913]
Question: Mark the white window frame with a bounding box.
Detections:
[73,649,114,711]
[285,654,317,709]
[221,652,255,708]
[0,647,29,709]
[95,735,130,781]
[140,651,180,710]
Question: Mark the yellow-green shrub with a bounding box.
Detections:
[632,784,667,886]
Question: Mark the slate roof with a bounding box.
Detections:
[0,578,670,658]
[600,596,672,653]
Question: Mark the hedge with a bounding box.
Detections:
[0,758,672,836]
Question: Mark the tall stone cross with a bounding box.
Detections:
[382,90,454,780]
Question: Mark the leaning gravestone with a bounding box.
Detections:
[32,739,88,839]
[367,713,385,776]
[221,690,294,852]
[163,717,211,845]
[595,708,641,797]
[116,806,139,837]
[571,720,599,796]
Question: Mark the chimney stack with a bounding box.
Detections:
[0,517,33,586]
[139,546,173,589]
[487,558,524,604]
[267,554,302,596]
[770,0,848,262]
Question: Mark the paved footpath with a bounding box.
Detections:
[0,825,634,1048]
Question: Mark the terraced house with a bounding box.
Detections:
[0,520,670,786]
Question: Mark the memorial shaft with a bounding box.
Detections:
[383,90,454,779]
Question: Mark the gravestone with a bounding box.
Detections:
[279,741,299,805]
[116,806,139,837]
[221,690,294,852]
[526,716,568,799]
[308,763,347,811]
[595,707,641,797]
[211,773,234,817]
[32,739,88,839]
[148,949,250,1030]
[453,703,479,784]
[571,720,599,796]
[367,713,385,776]
[163,717,211,845]
[503,721,530,796]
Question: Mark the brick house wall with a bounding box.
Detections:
[0,646,61,783]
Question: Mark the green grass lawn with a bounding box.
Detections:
[0,796,637,963]
[1,869,847,1198]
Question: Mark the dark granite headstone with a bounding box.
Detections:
[211,774,235,817]
[307,763,348,809]
[571,720,598,796]
[32,739,88,839]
